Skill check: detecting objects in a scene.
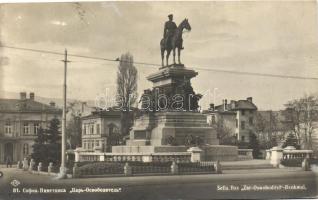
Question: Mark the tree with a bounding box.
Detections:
[214,117,236,145]
[66,101,83,149]
[116,53,138,136]
[31,118,61,166]
[283,95,318,149]
[255,111,280,149]
[248,132,261,159]
[282,133,300,149]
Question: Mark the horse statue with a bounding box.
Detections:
[160,18,191,67]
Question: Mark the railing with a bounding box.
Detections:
[267,146,314,167]
[237,149,253,160]
[75,151,191,163]
[178,162,215,174]
[282,150,313,160]
[73,161,217,178]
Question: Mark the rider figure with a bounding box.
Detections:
[163,14,177,49]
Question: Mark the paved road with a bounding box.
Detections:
[0,167,317,200]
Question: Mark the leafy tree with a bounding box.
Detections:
[116,53,138,136]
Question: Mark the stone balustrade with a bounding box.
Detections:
[267,146,313,168]
[74,147,192,163]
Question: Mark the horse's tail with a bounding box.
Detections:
[160,38,164,50]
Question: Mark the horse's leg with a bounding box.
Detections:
[173,48,176,64]
[161,48,164,66]
[166,49,170,66]
[178,48,181,64]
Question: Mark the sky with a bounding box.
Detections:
[0,1,318,110]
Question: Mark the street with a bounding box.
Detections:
[0,167,317,200]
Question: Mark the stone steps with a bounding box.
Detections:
[222,164,274,170]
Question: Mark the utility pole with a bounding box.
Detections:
[59,49,70,179]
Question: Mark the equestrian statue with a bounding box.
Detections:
[160,14,191,66]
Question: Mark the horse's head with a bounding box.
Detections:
[181,18,191,31]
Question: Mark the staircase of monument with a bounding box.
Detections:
[221,160,274,170]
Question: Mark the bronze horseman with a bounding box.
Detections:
[160,14,191,66]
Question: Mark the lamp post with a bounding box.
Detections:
[59,49,70,179]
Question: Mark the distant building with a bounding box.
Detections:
[81,109,121,152]
[203,97,257,143]
[0,92,62,163]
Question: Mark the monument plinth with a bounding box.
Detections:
[112,17,238,161]
[113,63,223,156]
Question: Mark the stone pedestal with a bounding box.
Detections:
[270,146,283,167]
[127,112,219,147]
[187,147,202,162]
[22,158,28,171]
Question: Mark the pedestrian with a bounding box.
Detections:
[6,156,12,168]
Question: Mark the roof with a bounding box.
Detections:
[231,100,257,110]
[202,98,257,114]
[0,98,62,113]
[81,109,121,120]
[215,100,257,112]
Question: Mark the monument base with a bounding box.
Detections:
[128,112,219,146]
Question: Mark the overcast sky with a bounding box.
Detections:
[0,1,318,110]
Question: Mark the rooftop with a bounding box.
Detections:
[203,97,257,114]
[0,98,61,113]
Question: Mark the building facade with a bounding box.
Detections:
[0,92,62,164]
[81,109,121,152]
[204,97,257,143]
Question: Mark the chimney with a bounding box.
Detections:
[20,92,27,100]
[223,99,227,111]
[209,103,214,111]
[29,92,35,100]
[247,97,253,102]
[49,101,56,107]
[230,100,236,109]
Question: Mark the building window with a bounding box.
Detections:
[241,110,245,116]
[83,141,87,149]
[241,136,245,142]
[23,143,29,155]
[249,117,253,125]
[96,124,100,134]
[34,123,40,135]
[83,125,86,135]
[86,124,89,135]
[211,115,216,124]
[235,119,238,128]
[91,141,95,149]
[249,110,253,114]
[5,121,12,135]
[241,121,245,130]
[23,123,29,135]
[90,124,94,134]
[95,140,99,147]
